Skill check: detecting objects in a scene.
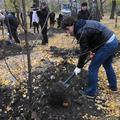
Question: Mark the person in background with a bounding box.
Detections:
[49,12,56,28]
[29,8,33,28]
[57,13,63,28]
[4,12,20,44]
[29,4,36,29]
[0,11,5,38]
[37,2,49,45]
[62,16,118,98]
[77,2,90,20]
[0,11,5,27]
[32,8,39,33]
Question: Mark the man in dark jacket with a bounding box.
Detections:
[5,12,20,44]
[77,2,90,20]
[49,12,56,27]
[57,13,63,28]
[29,9,33,28]
[37,2,49,45]
[62,17,118,98]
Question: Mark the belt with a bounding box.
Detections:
[106,34,115,44]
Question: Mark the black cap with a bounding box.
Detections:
[31,4,36,8]
[81,2,87,6]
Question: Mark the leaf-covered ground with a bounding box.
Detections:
[0,16,120,120]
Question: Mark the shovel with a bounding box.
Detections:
[48,58,90,107]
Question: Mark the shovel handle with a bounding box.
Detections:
[63,57,91,85]
[63,72,75,84]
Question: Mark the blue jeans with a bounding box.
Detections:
[85,37,118,96]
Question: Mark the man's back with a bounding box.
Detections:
[5,13,18,29]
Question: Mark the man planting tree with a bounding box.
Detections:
[62,16,118,98]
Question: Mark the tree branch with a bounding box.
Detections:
[102,0,106,4]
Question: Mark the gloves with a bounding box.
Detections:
[74,67,81,75]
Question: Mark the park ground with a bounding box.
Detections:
[0,15,120,119]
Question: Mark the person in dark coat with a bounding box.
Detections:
[57,13,63,28]
[62,16,119,98]
[37,2,49,45]
[5,12,20,44]
[49,12,56,27]
[77,2,90,20]
[0,12,5,28]
[29,10,33,28]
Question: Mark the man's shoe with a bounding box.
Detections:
[41,42,46,45]
[108,85,117,91]
[6,41,13,45]
[16,40,20,44]
[79,90,95,99]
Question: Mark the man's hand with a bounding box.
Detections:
[74,67,81,75]
[90,51,95,59]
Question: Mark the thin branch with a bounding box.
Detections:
[12,0,25,30]
[102,0,106,4]
[22,0,33,117]
[4,58,19,81]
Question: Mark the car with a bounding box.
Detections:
[60,2,80,18]
[60,3,71,17]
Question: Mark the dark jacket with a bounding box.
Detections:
[29,11,33,22]
[77,10,90,20]
[50,12,55,21]
[37,8,49,25]
[5,13,18,30]
[74,20,114,68]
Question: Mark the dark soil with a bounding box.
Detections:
[0,29,120,119]
[0,44,120,119]
[0,60,104,120]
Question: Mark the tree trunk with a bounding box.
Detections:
[22,0,32,118]
[88,0,93,9]
[100,0,104,17]
[110,0,116,19]
[89,0,101,21]
[12,0,22,26]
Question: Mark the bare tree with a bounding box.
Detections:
[89,0,101,21]
[99,0,105,16]
[110,0,116,19]
[99,0,103,17]
[22,0,33,118]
